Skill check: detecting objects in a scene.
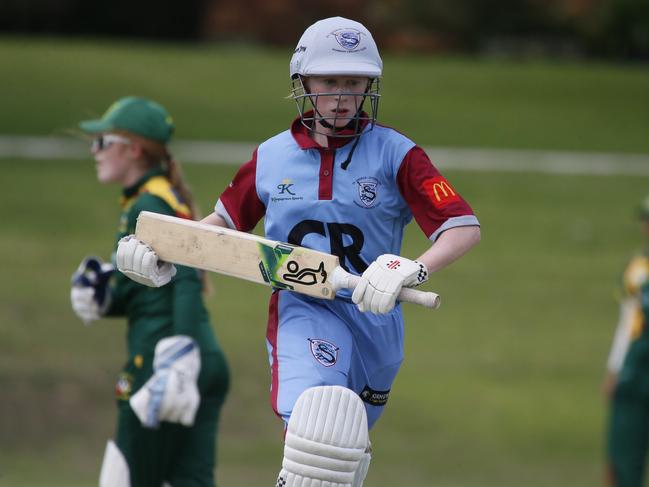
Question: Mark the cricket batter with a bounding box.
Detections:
[70,96,229,487]
[605,197,649,487]
[117,18,480,486]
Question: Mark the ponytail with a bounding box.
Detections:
[164,153,212,295]
[120,131,199,218]
[120,131,212,294]
[165,152,200,219]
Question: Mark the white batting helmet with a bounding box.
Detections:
[290,17,383,78]
[289,17,382,139]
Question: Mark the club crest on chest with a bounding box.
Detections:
[353,177,381,209]
[308,338,339,367]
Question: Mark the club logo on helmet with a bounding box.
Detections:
[330,29,364,51]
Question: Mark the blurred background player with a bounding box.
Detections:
[70,96,229,487]
[115,17,480,487]
[605,196,649,487]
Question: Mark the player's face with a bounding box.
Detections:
[306,76,369,131]
[91,134,134,184]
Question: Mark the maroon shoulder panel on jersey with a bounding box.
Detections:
[218,149,266,232]
[396,146,475,239]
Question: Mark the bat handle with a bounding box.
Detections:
[331,267,441,310]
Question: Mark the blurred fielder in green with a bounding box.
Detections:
[70,96,230,487]
[605,197,649,487]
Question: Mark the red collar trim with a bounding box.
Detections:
[290,111,369,150]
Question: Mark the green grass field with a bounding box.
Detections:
[1,37,649,486]
[2,36,649,151]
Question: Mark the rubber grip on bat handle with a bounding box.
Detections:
[342,273,441,310]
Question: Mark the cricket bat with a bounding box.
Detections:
[135,211,440,309]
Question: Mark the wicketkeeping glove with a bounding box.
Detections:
[116,235,176,287]
[129,335,201,428]
[352,254,428,314]
[70,256,114,325]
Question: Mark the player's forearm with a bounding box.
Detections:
[417,225,480,273]
[200,212,228,227]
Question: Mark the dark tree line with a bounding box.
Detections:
[1,0,647,59]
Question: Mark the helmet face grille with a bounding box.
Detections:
[290,76,380,138]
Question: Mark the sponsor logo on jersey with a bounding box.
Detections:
[353,177,381,209]
[308,338,339,367]
[271,179,304,203]
[360,385,390,406]
[329,29,367,53]
[422,176,461,208]
[277,180,295,195]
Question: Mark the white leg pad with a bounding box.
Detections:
[99,440,130,487]
[277,386,369,487]
[351,446,371,487]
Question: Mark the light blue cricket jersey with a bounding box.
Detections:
[216,118,478,297]
[256,124,415,276]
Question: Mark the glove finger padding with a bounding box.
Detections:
[132,240,149,272]
[130,336,201,428]
[70,287,100,325]
[116,237,135,273]
[371,289,398,315]
[70,256,114,324]
[351,263,373,311]
[116,235,176,288]
[352,254,428,314]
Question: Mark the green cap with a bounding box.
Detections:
[79,96,174,143]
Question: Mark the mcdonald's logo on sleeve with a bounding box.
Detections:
[422,176,461,208]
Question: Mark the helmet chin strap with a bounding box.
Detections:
[316,114,360,131]
[312,99,368,171]
[315,97,367,133]
[312,114,362,171]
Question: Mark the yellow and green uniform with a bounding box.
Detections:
[106,167,229,487]
[608,253,649,487]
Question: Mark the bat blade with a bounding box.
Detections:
[135,211,340,299]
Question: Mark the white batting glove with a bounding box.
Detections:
[352,254,428,314]
[70,256,113,325]
[130,336,201,428]
[116,235,176,287]
[71,287,102,325]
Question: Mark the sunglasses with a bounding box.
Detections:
[91,134,131,152]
